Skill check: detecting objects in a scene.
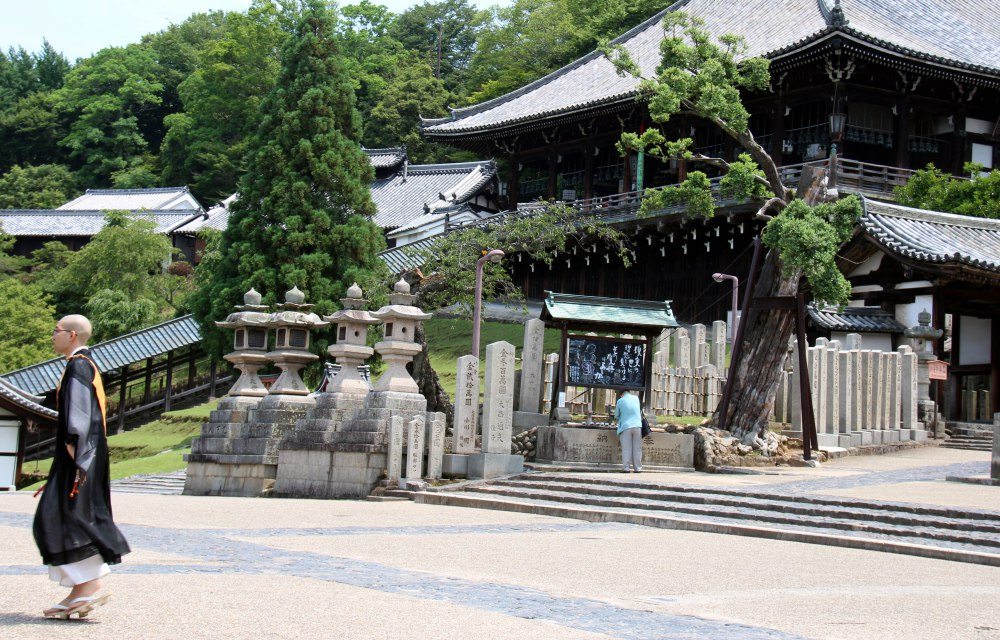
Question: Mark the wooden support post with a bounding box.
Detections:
[209,359,219,398]
[507,153,519,211]
[187,348,197,387]
[992,317,1000,416]
[549,325,569,419]
[642,333,655,414]
[796,292,819,459]
[584,142,595,200]
[164,350,175,412]
[117,365,129,433]
[142,357,153,405]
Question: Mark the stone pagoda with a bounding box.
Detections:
[185,288,274,496]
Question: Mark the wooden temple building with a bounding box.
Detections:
[380,0,1000,422]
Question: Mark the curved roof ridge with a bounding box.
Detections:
[83,186,190,195]
[421,1,691,127]
[862,197,1000,231]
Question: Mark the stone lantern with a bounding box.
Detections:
[904,309,943,363]
[265,286,328,402]
[323,283,379,395]
[215,288,271,402]
[371,278,431,393]
[904,308,945,435]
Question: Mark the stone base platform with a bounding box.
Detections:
[535,425,694,469]
[274,447,388,498]
[468,452,524,479]
[184,459,275,496]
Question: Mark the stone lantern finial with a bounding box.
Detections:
[244,287,262,306]
[285,285,305,305]
[346,282,363,299]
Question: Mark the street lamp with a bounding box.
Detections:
[712,272,739,341]
[472,249,505,357]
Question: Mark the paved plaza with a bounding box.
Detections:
[2,446,998,640]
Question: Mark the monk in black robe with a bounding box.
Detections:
[33,315,130,619]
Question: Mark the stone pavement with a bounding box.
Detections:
[1,445,998,639]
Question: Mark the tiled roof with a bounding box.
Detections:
[860,197,1000,276]
[364,147,407,170]
[808,305,907,333]
[0,378,57,422]
[59,187,202,211]
[423,0,1000,137]
[0,315,203,396]
[172,195,237,235]
[541,291,678,330]
[0,210,204,237]
[370,161,496,229]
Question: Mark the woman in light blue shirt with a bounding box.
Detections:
[614,390,643,472]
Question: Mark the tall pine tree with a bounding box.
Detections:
[191,0,386,357]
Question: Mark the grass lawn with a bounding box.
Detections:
[19,399,216,491]
[424,317,561,402]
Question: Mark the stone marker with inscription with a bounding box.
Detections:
[426,413,446,479]
[405,415,425,482]
[518,319,545,414]
[535,426,694,468]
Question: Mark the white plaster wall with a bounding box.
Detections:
[849,250,885,277]
[832,331,893,352]
[958,316,992,365]
[894,293,934,329]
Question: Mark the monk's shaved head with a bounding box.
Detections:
[59,315,92,343]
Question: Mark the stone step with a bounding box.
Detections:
[488,478,1000,535]
[415,490,1000,566]
[941,443,992,451]
[520,473,1000,523]
[946,435,993,442]
[463,484,1000,549]
[112,471,186,495]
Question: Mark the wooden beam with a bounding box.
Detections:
[117,365,128,434]
[209,359,219,398]
[164,350,174,412]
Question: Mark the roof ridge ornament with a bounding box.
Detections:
[820,0,848,27]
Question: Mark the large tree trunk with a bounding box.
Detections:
[713,250,799,444]
[713,166,830,445]
[413,322,454,425]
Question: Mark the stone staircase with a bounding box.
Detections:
[943,422,995,451]
[415,473,1000,566]
[112,470,186,495]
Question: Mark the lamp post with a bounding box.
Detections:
[712,272,740,341]
[472,249,505,357]
[829,82,846,190]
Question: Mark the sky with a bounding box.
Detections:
[0,0,495,62]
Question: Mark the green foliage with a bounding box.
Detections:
[366,57,453,163]
[0,164,78,208]
[160,2,290,202]
[465,0,577,102]
[84,289,161,342]
[763,196,862,306]
[191,0,387,358]
[388,0,481,91]
[53,211,181,332]
[411,203,632,313]
[0,278,56,372]
[894,163,1000,220]
[56,45,165,186]
[639,170,716,218]
[26,241,73,293]
[0,226,31,278]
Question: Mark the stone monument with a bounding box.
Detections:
[468,341,524,478]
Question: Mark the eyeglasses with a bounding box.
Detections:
[52,328,74,335]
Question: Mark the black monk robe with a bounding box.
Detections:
[33,349,130,567]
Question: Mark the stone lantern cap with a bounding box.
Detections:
[371,301,432,323]
[904,308,943,340]
[215,288,271,328]
[388,277,417,306]
[270,286,328,328]
[325,283,378,321]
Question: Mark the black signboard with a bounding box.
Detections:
[566,336,646,390]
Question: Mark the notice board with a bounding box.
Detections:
[565,336,646,390]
